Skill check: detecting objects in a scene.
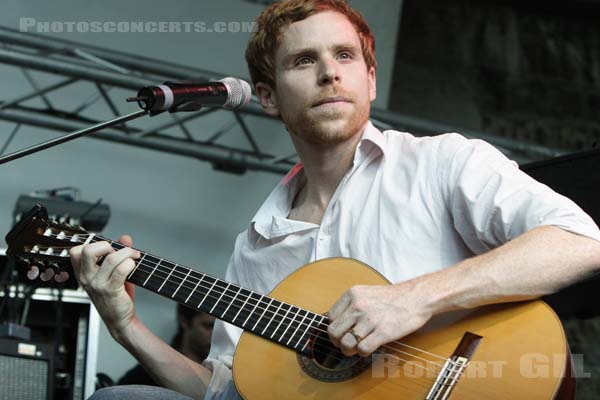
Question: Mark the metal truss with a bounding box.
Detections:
[0,26,566,175]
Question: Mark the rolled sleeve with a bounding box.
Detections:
[439,134,600,253]
[202,355,240,400]
[202,318,244,399]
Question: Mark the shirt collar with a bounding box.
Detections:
[359,120,388,159]
[250,120,387,240]
[250,162,312,240]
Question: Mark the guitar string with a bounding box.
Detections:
[42,240,454,378]
[45,236,456,373]
[103,239,459,369]
[101,237,456,365]
[112,247,468,392]
[27,229,503,398]
[36,239,477,393]
[43,233,455,368]
[130,259,447,375]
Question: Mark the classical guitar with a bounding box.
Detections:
[6,205,575,399]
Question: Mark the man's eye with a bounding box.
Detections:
[338,52,352,60]
[296,57,313,65]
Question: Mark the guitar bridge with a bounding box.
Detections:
[426,332,482,400]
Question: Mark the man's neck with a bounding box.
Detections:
[289,123,366,221]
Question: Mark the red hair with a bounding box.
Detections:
[245,0,376,88]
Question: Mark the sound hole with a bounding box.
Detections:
[297,326,371,382]
[312,330,358,369]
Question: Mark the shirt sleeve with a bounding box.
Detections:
[202,318,244,399]
[201,233,246,400]
[437,133,600,254]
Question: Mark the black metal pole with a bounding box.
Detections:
[0,109,148,165]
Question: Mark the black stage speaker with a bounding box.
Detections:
[522,148,600,224]
[1,253,98,400]
[0,337,54,400]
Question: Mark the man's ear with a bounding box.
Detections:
[368,67,377,102]
[255,82,280,117]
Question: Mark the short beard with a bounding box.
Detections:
[283,100,371,145]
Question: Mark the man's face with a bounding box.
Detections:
[257,11,376,145]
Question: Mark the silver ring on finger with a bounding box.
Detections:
[350,328,363,343]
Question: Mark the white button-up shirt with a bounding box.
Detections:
[203,121,600,399]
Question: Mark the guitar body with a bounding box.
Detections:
[233,258,573,399]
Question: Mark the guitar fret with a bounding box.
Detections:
[209,282,231,314]
[219,286,242,318]
[270,304,293,340]
[83,233,95,245]
[142,257,162,287]
[231,288,253,324]
[252,298,274,331]
[185,274,205,304]
[261,301,283,336]
[242,293,264,328]
[279,305,301,342]
[287,308,308,346]
[198,278,218,309]
[128,253,146,280]
[299,313,320,352]
[157,261,175,293]
[172,268,190,298]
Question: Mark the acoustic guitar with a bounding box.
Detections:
[6,205,575,399]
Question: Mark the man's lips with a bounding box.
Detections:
[312,96,352,107]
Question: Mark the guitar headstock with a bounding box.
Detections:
[5,204,89,284]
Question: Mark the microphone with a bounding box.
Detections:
[127,77,252,113]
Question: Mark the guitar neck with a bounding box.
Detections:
[94,235,323,355]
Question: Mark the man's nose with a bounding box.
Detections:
[318,58,341,86]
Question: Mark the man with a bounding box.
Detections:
[117,305,215,387]
[70,1,600,399]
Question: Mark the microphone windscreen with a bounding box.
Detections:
[220,77,252,109]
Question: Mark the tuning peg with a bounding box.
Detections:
[27,264,41,281]
[40,268,55,282]
[54,271,70,283]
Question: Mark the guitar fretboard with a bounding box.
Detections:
[92,236,325,355]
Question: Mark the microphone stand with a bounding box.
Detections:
[0,109,150,165]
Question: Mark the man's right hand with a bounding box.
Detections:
[70,236,212,397]
[69,235,141,338]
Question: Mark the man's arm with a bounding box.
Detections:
[112,319,211,398]
[327,226,600,356]
[69,236,211,399]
